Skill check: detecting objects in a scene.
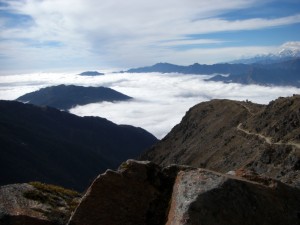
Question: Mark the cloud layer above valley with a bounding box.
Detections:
[1,0,300,72]
[0,72,299,139]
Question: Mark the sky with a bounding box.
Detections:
[0,71,299,138]
[0,0,300,73]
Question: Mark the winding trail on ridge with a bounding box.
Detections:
[237,102,300,149]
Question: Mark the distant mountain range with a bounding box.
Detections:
[16,85,132,110]
[126,62,250,74]
[207,58,300,87]
[125,58,300,87]
[0,100,157,191]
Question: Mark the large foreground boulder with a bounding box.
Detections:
[68,160,181,225]
[166,169,300,225]
[69,160,300,225]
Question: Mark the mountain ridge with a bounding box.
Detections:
[126,62,250,75]
[141,95,300,188]
[16,84,132,111]
[125,59,300,87]
[0,100,157,191]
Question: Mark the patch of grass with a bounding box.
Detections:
[23,190,50,205]
[23,181,82,224]
[28,181,80,198]
[119,161,130,170]
[24,182,81,208]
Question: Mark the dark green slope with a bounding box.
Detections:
[0,100,157,191]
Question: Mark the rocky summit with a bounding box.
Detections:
[141,95,300,188]
[68,160,300,225]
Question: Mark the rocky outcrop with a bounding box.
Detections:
[2,161,300,225]
[68,160,300,225]
[0,183,52,225]
[68,160,184,225]
[141,95,300,188]
[166,169,300,225]
[0,183,81,225]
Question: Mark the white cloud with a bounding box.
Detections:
[158,39,226,47]
[1,0,300,71]
[1,72,299,138]
[159,46,279,65]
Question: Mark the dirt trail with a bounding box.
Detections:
[239,104,255,116]
[237,123,300,149]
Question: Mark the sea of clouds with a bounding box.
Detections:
[0,72,299,139]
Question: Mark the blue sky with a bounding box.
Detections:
[0,0,300,73]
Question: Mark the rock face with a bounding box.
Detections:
[68,160,179,225]
[3,161,300,225]
[0,183,80,225]
[141,95,300,188]
[0,183,52,225]
[166,169,300,225]
[69,160,300,225]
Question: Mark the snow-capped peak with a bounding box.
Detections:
[278,42,300,58]
[230,42,300,64]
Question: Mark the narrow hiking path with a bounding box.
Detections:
[239,103,255,116]
[237,123,300,149]
[237,102,300,149]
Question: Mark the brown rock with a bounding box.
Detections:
[0,184,54,225]
[0,182,81,225]
[166,168,300,225]
[69,160,300,225]
[68,160,176,225]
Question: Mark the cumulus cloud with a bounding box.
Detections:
[0,72,299,138]
[1,0,300,71]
